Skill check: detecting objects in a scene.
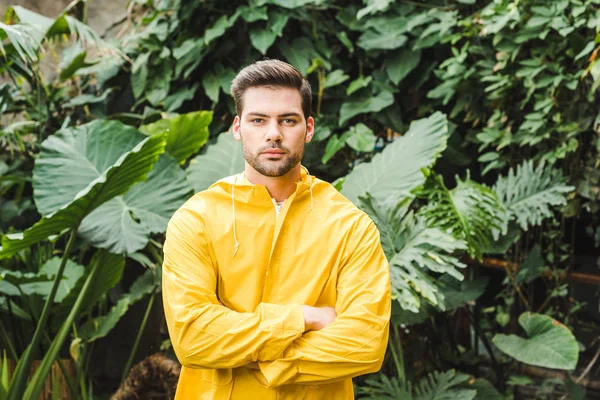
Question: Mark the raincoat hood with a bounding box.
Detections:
[215,166,315,257]
[162,165,391,400]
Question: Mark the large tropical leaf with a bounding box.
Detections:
[139,111,213,163]
[493,160,574,230]
[79,154,192,254]
[0,121,167,258]
[186,132,245,192]
[341,112,448,206]
[492,312,579,370]
[360,195,467,313]
[420,174,508,260]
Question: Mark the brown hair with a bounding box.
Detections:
[230,59,312,119]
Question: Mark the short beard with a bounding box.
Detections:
[240,128,305,177]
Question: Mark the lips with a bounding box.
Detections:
[262,149,285,155]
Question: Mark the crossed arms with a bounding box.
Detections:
[162,208,391,388]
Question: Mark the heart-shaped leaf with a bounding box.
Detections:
[493,312,579,370]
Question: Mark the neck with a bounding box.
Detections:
[244,164,301,202]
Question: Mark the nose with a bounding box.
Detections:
[265,120,283,142]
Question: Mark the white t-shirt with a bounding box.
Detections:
[271,198,285,218]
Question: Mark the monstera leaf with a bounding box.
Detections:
[493,160,574,230]
[1,121,166,258]
[360,195,466,313]
[341,112,448,206]
[186,132,245,192]
[79,154,192,254]
[493,312,579,370]
[420,174,508,260]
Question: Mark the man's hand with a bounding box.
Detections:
[302,306,337,332]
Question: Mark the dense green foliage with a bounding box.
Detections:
[1,0,599,398]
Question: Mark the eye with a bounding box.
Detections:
[251,118,264,124]
[281,118,297,125]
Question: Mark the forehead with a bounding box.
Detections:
[241,87,303,116]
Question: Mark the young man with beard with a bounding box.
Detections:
[162,59,391,400]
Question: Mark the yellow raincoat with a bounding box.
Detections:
[162,166,391,399]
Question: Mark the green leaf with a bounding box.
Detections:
[79,268,156,343]
[339,90,394,126]
[131,53,150,100]
[361,196,466,313]
[204,12,240,45]
[420,174,508,260]
[278,38,319,75]
[471,379,503,400]
[186,133,246,193]
[79,154,191,254]
[240,6,268,22]
[59,51,90,80]
[63,88,115,108]
[341,112,448,205]
[385,49,421,85]
[413,370,476,400]
[493,312,579,370]
[346,76,372,95]
[321,132,351,164]
[323,69,349,89]
[0,122,166,259]
[357,28,407,51]
[15,258,85,303]
[357,0,394,20]
[262,0,319,9]
[269,11,290,36]
[202,70,221,103]
[163,84,199,112]
[438,275,488,311]
[249,26,278,55]
[516,245,545,284]
[494,160,574,231]
[140,111,212,163]
[345,123,376,152]
[22,250,124,400]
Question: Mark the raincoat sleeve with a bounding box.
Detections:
[255,218,391,387]
[162,206,306,369]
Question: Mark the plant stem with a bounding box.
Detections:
[120,292,156,385]
[22,247,102,400]
[7,226,80,400]
[389,324,405,384]
[467,309,504,391]
[0,318,18,361]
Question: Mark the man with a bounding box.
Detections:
[162,59,391,400]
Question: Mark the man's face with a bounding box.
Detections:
[232,87,314,177]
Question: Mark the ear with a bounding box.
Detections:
[305,116,315,143]
[232,116,242,141]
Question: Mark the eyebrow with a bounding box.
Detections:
[246,112,302,118]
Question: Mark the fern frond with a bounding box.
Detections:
[493,160,573,230]
[420,173,507,260]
